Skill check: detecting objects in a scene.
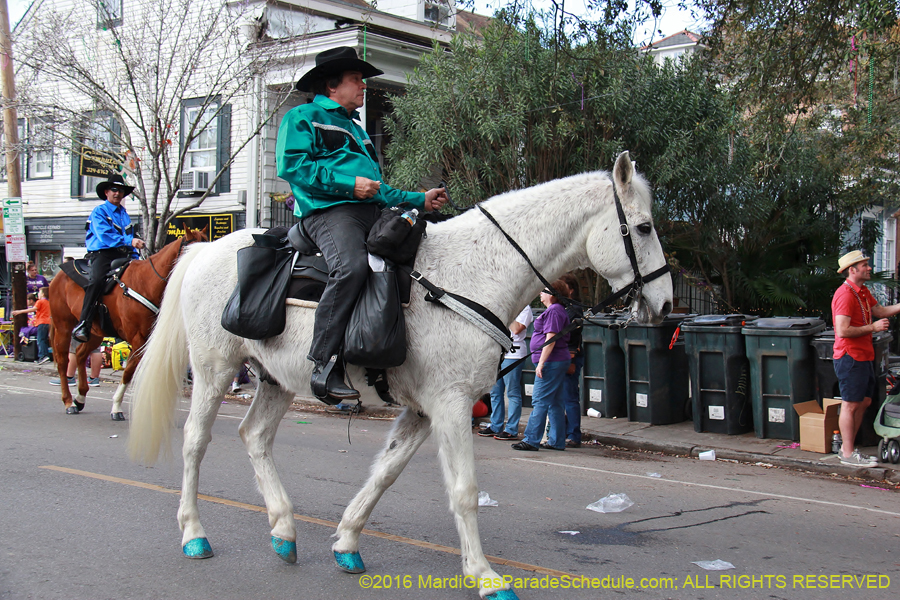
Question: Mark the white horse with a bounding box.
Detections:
[128,152,672,599]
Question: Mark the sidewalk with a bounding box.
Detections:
[6,356,897,484]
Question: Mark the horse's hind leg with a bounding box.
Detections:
[333,407,431,573]
[178,365,233,559]
[431,399,518,600]
[237,380,297,563]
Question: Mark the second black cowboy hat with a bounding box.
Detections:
[295,47,384,92]
[96,173,135,200]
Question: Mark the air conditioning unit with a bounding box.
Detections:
[179,169,211,193]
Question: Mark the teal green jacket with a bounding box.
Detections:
[276,95,425,218]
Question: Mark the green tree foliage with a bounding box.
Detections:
[385,9,890,316]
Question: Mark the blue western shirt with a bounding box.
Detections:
[85,201,137,257]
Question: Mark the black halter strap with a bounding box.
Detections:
[477,178,670,316]
[476,204,565,305]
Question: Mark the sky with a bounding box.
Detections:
[471,0,708,46]
[6,0,706,44]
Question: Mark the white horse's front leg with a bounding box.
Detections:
[178,371,228,559]
[238,381,297,563]
[333,407,431,573]
[431,398,518,600]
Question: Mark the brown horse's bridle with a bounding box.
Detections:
[147,234,195,282]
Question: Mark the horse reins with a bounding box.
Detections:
[147,235,191,282]
[478,177,670,379]
[477,177,670,318]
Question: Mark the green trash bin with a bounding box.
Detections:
[742,317,826,440]
[619,314,692,425]
[683,315,756,435]
[581,315,627,418]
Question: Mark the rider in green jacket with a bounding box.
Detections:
[276,47,447,402]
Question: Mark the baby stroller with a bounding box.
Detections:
[875,387,900,464]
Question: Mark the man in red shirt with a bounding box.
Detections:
[832,250,900,466]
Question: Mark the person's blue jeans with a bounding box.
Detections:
[489,358,525,435]
[522,360,568,448]
[564,355,584,443]
[36,323,50,360]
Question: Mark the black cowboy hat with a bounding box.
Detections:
[295,46,384,92]
[96,174,135,200]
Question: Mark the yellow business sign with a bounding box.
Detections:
[79,146,120,178]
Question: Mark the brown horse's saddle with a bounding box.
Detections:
[60,257,132,294]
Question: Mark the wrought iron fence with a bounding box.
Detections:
[672,272,722,315]
[269,195,299,229]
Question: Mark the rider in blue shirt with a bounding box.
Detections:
[73,174,146,342]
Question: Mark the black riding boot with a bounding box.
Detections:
[72,305,97,343]
[310,354,360,405]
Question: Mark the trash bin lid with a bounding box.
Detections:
[623,313,695,328]
[685,314,752,326]
[742,317,826,336]
[749,317,823,329]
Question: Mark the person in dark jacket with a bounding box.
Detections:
[276,46,447,402]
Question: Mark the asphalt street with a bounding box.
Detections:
[0,368,897,600]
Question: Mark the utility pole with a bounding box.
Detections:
[0,0,25,360]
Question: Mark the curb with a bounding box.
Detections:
[586,431,900,484]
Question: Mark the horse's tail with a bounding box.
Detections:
[128,242,206,465]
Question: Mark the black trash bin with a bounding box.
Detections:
[581,315,627,418]
[619,314,692,425]
[742,317,826,440]
[811,329,893,446]
[683,315,755,435]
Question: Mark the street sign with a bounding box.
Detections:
[3,198,28,261]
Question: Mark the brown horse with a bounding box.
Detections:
[49,226,208,417]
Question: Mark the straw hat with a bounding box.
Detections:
[837,250,870,273]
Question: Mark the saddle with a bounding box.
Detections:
[60,257,132,294]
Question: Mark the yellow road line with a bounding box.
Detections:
[40,465,574,578]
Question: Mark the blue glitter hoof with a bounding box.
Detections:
[182,537,214,559]
[485,590,519,600]
[272,536,297,563]
[334,550,365,573]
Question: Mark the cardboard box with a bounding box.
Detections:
[793,398,841,453]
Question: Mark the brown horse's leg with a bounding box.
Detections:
[72,340,97,412]
[50,323,76,412]
[110,336,143,421]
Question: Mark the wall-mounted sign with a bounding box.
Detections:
[79,146,120,178]
[164,214,234,243]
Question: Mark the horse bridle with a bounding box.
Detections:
[476,177,670,320]
[146,234,195,282]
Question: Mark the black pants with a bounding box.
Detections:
[79,246,132,326]
[302,203,380,367]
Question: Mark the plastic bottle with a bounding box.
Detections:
[832,430,842,454]
[400,208,418,226]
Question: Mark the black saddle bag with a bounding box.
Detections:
[344,262,406,369]
[221,240,296,340]
[366,206,427,265]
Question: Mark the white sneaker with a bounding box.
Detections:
[839,449,878,467]
[231,382,241,393]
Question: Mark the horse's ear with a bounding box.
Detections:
[613,151,634,192]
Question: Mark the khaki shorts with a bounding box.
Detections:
[69,338,103,354]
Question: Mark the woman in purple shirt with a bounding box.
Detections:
[512,279,571,451]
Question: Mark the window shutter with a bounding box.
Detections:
[217,104,231,194]
[70,146,81,197]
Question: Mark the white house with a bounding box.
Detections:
[3,0,488,281]
[642,30,705,65]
